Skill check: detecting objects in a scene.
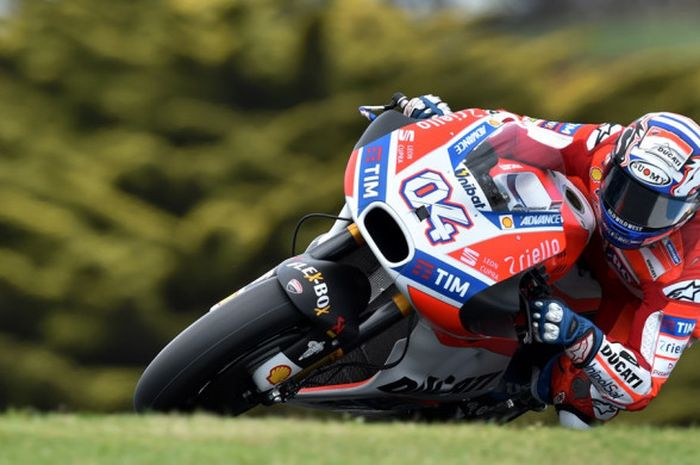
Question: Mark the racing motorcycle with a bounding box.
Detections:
[134,93,598,422]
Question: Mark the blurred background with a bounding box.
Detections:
[1,0,699,424]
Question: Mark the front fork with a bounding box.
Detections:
[252,292,412,403]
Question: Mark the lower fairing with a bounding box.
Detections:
[289,318,513,413]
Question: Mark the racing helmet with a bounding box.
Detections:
[600,112,700,249]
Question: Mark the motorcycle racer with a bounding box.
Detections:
[404,95,700,427]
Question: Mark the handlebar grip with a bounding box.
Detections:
[391,92,409,111]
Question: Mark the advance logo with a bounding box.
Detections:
[517,213,563,228]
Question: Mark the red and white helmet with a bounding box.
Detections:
[599,112,700,249]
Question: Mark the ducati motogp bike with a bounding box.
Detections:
[134,93,598,422]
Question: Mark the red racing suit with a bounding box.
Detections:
[482,112,700,422]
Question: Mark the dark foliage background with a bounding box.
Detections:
[0,0,699,423]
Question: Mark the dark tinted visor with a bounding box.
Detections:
[602,165,697,230]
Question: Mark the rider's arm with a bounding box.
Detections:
[481,112,623,179]
[402,94,623,178]
[547,237,700,421]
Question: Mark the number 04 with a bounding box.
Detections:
[400,170,472,244]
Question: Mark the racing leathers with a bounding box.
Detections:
[484,113,700,422]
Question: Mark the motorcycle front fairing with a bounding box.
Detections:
[289,110,595,410]
[343,110,586,338]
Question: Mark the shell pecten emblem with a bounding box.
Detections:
[266,365,292,385]
[500,215,514,229]
[590,167,603,182]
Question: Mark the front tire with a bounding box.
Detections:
[134,277,306,414]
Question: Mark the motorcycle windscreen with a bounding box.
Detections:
[462,121,568,212]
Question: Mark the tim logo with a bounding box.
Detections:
[660,315,696,338]
[400,169,473,244]
[411,258,436,280]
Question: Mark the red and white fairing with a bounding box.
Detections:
[292,110,595,405]
[344,110,594,337]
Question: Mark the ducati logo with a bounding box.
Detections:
[286,279,303,295]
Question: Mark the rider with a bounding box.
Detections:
[403,95,700,427]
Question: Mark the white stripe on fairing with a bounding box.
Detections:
[654,115,700,148]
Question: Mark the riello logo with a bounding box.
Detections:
[629,160,671,186]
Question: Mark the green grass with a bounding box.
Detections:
[0,413,698,465]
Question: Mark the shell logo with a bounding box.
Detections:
[590,167,604,182]
[266,365,292,385]
[500,215,514,229]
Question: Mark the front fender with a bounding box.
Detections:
[277,257,371,343]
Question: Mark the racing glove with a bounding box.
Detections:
[530,298,603,367]
[403,94,452,120]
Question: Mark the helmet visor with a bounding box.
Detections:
[601,165,697,231]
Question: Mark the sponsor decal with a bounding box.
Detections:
[454,166,489,210]
[673,158,700,198]
[659,314,696,337]
[286,262,332,317]
[586,123,622,151]
[605,205,643,231]
[453,247,500,281]
[398,129,414,142]
[377,372,500,395]
[358,133,390,212]
[400,169,472,244]
[459,247,479,267]
[486,211,563,230]
[500,215,514,230]
[266,365,292,384]
[411,258,435,280]
[504,238,561,276]
[629,160,672,186]
[583,365,625,400]
[590,166,604,182]
[450,124,487,156]
[434,268,471,299]
[559,123,582,136]
[403,250,486,303]
[286,279,303,295]
[448,231,565,283]
[447,120,500,166]
[552,392,566,405]
[415,109,489,130]
[592,400,619,419]
[566,330,596,366]
[395,129,416,171]
[663,280,700,304]
[499,163,525,171]
[655,336,685,359]
[663,239,682,265]
[652,357,677,379]
[327,315,346,338]
[538,120,559,130]
[605,245,639,285]
[641,247,666,281]
[516,213,563,227]
[598,343,643,389]
[641,126,693,170]
[298,340,326,362]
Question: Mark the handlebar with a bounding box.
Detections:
[358,92,409,121]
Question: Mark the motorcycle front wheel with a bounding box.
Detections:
[133,277,307,415]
